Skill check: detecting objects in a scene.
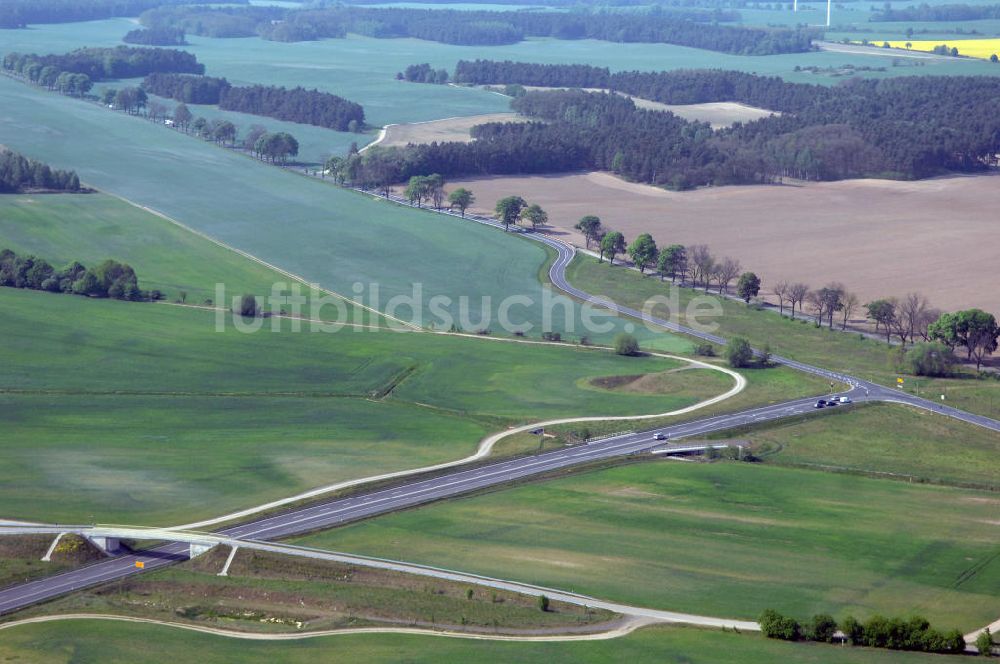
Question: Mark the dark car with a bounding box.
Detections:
[814,401,826,408]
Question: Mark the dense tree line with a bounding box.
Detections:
[0,249,155,301]
[218,85,364,132]
[399,63,449,84]
[0,0,220,29]
[139,5,813,54]
[454,60,830,111]
[142,73,231,104]
[760,609,965,654]
[871,3,1000,21]
[123,27,187,46]
[2,47,204,82]
[0,149,80,194]
[379,65,1000,185]
[140,5,282,38]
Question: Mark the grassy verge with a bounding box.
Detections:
[297,462,1000,630]
[566,255,1000,417]
[0,288,728,524]
[716,402,1000,490]
[0,619,973,663]
[10,547,614,634]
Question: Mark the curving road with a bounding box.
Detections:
[1,190,999,617]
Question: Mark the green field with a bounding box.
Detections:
[0,621,972,664]
[566,255,1000,417]
[0,193,302,303]
[0,287,728,524]
[729,402,1000,489]
[0,75,671,346]
[299,462,1000,630]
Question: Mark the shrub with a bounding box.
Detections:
[807,613,838,642]
[537,594,550,612]
[614,333,640,356]
[905,341,957,377]
[694,342,715,357]
[725,336,754,368]
[759,609,801,641]
[239,293,258,317]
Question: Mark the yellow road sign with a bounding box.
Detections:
[897,377,904,384]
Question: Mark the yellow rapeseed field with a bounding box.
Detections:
[866,38,1000,59]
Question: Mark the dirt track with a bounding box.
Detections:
[380,113,524,147]
[446,171,1000,312]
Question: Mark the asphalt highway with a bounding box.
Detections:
[1,193,998,615]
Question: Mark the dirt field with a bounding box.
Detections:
[379,112,524,147]
[446,171,1000,312]
[490,86,778,127]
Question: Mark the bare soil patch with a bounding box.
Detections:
[447,171,1000,312]
[489,86,777,127]
[380,112,525,148]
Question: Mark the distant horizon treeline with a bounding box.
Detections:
[870,2,1000,21]
[0,149,81,194]
[0,0,232,29]
[140,4,815,54]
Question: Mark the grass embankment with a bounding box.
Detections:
[720,402,1000,490]
[567,255,1000,417]
[11,547,612,634]
[0,536,102,589]
[0,616,975,664]
[298,462,1000,630]
[0,287,727,524]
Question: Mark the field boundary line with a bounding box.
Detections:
[104,192,421,332]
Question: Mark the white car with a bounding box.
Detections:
[653,432,668,441]
[839,396,852,404]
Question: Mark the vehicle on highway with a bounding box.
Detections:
[653,432,668,440]
[839,396,852,403]
[814,400,826,408]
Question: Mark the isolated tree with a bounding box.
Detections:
[840,291,859,330]
[614,333,639,356]
[818,283,845,328]
[239,294,258,317]
[172,102,192,131]
[773,280,789,315]
[897,292,931,345]
[212,120,236,146]
[448,187,474,217]
[521,203,548,229]
[601,231,626,266]
[657,244,687,283]
[867,298,897,342]
[404,175,429,207]
[736,271,761,303]
[538,595,550,612]
[243,124,267,154]
[788,282,809,319]
[725,336,754,368]
[426,173,446,209]
[495,196,527,231]
[688,244,714,291]
[716,257,742,295]
[627,233,657,274]
[574,215,602,249]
